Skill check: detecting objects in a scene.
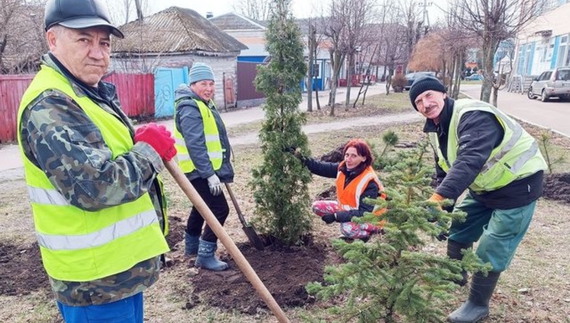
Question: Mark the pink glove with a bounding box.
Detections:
[134,123,176,161]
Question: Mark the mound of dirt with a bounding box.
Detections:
[190,237,327,314]
[0,242,49,296]
[543,172,570,204]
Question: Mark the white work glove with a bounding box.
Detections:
[207,175,222,196]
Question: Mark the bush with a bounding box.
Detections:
[391,73,407,92]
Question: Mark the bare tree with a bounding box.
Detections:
[105,0,150,25]
[373,2,409,95]
[0,0,47,74]
[341,0,376,110]
[321,1,348,116]
[233,0,271,21]
[401,0,423,72]
[451,0,546,105]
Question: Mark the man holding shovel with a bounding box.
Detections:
[174,62,234,271]
[17,0,176,321]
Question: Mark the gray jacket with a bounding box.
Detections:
[174,84,234,183]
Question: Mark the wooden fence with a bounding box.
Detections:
[0,73,154,143]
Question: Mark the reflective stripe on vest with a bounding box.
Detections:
[17,65,169,282]
[173,99,223,172]
[429,99,546,192]
[28,186,158,250]
[37,210,158,250]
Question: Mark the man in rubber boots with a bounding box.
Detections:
[409,76,546,323]
[17,0,176,321]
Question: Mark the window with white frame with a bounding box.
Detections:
[557,35,568,67]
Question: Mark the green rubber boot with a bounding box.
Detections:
[447,271,501,323]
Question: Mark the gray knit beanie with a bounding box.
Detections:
[409,76,446,110]
[189,62,214,84]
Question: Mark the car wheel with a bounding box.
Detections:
[527,89,535,99]
[541,90,549,102]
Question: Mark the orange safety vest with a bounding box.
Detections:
[336,162,387,225]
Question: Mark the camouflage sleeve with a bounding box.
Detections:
[20,90,163,211]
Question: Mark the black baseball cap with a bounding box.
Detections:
[44,0,124,38]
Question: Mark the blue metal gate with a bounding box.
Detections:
[154,67,188,118]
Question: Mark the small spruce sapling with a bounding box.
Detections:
[306,140,491,323]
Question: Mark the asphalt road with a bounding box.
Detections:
[460,83,570,137]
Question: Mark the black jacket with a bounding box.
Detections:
[303,157,379,222]
[426,98,543,209]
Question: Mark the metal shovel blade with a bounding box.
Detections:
[225,183,265,250]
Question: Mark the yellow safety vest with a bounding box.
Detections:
[429,99,547,192]
[173,99,223,173]
[17,65,169,282]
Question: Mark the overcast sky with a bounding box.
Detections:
[149,0,448,22]
[149,0,321,18]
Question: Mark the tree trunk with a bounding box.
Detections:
[345,53,353,110]
[479,39,498,103]
[307,24,315,112]
[491,85,499,107]
[329,50,344,116]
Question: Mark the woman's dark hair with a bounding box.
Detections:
[343,139,373,168]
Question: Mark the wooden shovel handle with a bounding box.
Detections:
[164,160,290,323]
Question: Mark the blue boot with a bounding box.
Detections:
[184,232,199,256]
[195,239,228,271]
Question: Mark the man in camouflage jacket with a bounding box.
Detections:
[17,0,176,321]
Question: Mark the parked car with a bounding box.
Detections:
[466,73,484,81]
[527,67,570,102]
[404,71,436,90]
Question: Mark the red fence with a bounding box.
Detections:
[0,74,34,143]
[0,73,155,143]
[103,72,155,118]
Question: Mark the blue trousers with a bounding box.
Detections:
[449,192,536,272]
[57,292,143,323]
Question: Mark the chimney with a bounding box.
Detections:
[206,12,213,19]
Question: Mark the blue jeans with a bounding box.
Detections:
[449,192,536,271]
[57,292,143,323]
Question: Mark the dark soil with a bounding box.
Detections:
[542,172,570,204]
[2,172,569,316]
[189,237,328,314]
[0,241,50,296]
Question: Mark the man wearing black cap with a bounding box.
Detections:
[409,76,547,323]
[17,0,176,322]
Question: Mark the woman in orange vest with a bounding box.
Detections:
[300,139,386,241]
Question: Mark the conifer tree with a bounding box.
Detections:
[307,140,492,322]
[250,0,312,245]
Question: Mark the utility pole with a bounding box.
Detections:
[420,0,432,35]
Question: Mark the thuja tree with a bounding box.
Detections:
[307,140,491,323]
[250,0,312,245]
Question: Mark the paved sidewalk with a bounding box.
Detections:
[0,83,396,172]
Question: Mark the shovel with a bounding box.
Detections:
[225,183,265,251]
[164,160,290,323]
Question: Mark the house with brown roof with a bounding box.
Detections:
[111,6,247,112]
